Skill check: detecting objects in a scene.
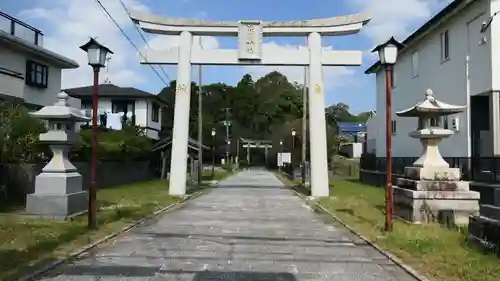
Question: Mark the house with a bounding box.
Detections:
[64,84,167,140]
[0,11,79,108]
[365,0,499,159]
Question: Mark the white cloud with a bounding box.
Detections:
[20,0,449,92]
[350,0,451,45]
[19,0,154,89]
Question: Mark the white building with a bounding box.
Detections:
[64,84,166,140]
[0,11,79,108]
[366,0,500,158]
[365,111,377,154]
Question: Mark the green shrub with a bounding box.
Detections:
[0,103,46,164]
[72,123,153,161]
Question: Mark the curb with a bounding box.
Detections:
[17,190,205,281]
[288,187,433,281]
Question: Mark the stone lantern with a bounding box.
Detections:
[394,89,479,226]
[397,89,466,171]
[26,92,90,219]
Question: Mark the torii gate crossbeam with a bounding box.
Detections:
[130,11,371,197]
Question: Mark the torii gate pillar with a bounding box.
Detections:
[168,31,193,196]
[308,32,329,196]
[130,11,371,197]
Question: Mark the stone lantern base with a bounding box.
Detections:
[26,171,88,220]
[394,166,480,227]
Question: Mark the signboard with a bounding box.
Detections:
[238,21,262,60]
[277,153,283,167]
[277,152,292,167]
[281,152,291,164]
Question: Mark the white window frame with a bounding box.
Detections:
[412,51,419,78]
[440,30,450,61]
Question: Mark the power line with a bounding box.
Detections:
[93,0,169,86]
[118,0,172,83]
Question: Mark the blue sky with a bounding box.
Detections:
[2,0,450,113]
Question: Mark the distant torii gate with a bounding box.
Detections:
[240,138,273,166]
[130,11,370,197]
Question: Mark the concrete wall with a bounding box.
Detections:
[365,114,377,153]
[339,143,363,158]
[374,0,489,158]
[2,161,156,199]
[0,44,64,106]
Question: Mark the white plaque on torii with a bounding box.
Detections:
[238,21,263,61]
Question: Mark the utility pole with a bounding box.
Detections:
[236,138,240,168]
[197,65,203,185]
[302,37,308,185]
[224,108,230,163]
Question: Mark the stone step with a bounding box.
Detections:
[468,215,500,249]
[470,183,500,206]
[480,204,500,220]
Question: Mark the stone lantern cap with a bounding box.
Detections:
[30,92,90,122]
[396,89,466,117]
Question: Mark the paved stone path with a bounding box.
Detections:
[40,169,418,281]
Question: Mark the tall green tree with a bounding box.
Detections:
[157,71,367,163]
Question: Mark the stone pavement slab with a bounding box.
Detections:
[38,169,418,281]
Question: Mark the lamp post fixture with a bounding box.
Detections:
[372,36,404,232]
[80,38,113,230]
[211,128,216,178]
[227,139,231,165]
[279,140,283,172]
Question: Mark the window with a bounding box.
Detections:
[440,30,450,61]
[152,102,160,122]
[112,100,134,114]
[26,60,48,88]
[391,120,397,135]
[412,51,419,77]
[81,100,92,110]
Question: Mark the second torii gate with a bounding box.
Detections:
[130,11,370,197]
[240,138,273,166]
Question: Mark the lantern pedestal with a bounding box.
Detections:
[394,167,480,226]
[26,92,90,220]
[26,172,88,220]
[393,89,479,227]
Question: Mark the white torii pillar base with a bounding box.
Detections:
[308,32,330,197]
[168,31,193,196]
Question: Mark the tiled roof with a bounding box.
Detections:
[64,84,168,105]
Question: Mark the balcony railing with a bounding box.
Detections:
[0,11,44,46]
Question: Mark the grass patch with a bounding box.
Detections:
[202,169,233,181]
[0,179,182,281]
[318,180,500,281]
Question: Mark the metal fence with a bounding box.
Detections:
[360,155,500,183]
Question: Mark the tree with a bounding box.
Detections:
[157,71,369,164]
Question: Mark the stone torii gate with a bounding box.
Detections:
[240,138,273,165]
[129,11,370,197]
